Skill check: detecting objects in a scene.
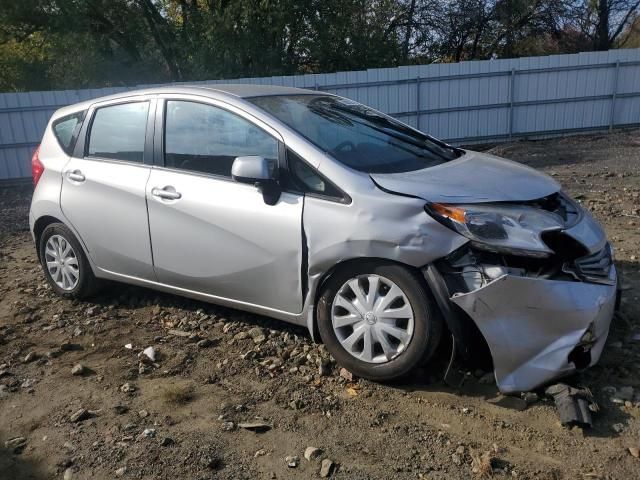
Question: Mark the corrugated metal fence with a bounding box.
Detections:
[2,48,640,181]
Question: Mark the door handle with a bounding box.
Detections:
[67,170,85,182]
[151,186,182,200]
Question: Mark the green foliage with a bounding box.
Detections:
[0,0,638,91]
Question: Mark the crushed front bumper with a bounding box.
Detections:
[450,266,617,393]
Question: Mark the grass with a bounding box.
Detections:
[160,383,196,405]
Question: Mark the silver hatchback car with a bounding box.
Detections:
[30,85,618,393]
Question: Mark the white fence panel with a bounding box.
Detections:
[1,49,640,180]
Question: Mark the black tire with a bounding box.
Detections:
[38,222,99,299]
[317,260,443,382]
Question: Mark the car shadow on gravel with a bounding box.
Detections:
[385,294,638,440]
[87,279,310,336]
[0,438,47,480]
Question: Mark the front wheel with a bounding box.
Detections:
[317,261,442,381]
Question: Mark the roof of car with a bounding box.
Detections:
[52,84,321,118]
[188,84,318,97]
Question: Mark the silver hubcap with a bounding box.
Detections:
[331,274,415,364]
[44,235,79,291]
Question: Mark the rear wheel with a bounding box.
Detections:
[39,222,98,299]
[317,261,442,381]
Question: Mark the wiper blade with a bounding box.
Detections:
[327,102,460,159]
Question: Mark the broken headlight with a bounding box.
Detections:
[426,202,566,258]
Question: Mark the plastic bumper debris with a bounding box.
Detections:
[451,266,617,393]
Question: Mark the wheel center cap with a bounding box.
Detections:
[364,312,377,325]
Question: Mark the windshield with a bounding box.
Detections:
[248,94,462,174]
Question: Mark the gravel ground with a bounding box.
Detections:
[1,130,639,480]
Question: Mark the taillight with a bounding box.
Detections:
[31,145,44,186]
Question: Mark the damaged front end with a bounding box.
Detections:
[426,192,618,394]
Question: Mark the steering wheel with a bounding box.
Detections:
[333,141,356,153]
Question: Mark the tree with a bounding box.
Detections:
[569,0,640,50]
[0,0,638,91]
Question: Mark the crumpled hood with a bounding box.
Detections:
[371,150,561,204]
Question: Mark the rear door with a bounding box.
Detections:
[146,97,304,314]
[60,97,157,280]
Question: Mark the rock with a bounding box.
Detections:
[167,329,191,337]
[241,349,258,360]
[142,346,156,362]
[339,368,353,382]
[304,446,323,461]
[254,448,267,457]
[21,378,36,389]
[285,455,299,468]
[612,423,625,433]
[138,409,149,418]
[23,351,39,363]
[617,386,634,402]
[197,338,213,348]
[452,453,463,465]
[522,392,539,404]
[187,333,202,343]
[221,421,235,431]
[478,372,495,385]
[115,466,127,477]
[248,327,267,344]
[320,458,335,477]
[233,331,249,341]
[4,436,27,453]
[60,343,83,352]
[289,399,304,410]
[318,364,330,376]
[142,428,156,438]
[120,383,136,393]
[71,364,86,376]
[63,468,74,480]
[160,437,174,446]
[201,454,221,470]
[237,421,271,432]
[123,422,137,432]
[487,395,528,411]
[113,404,129,415]
[629,447,640,458]
[70,408,90,423]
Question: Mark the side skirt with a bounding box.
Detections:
[95,267,308,326]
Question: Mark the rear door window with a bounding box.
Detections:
[87,102,149,163]
[52,111,86,155]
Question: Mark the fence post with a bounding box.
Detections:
[416,76,421,131]
[508,68,516,140]
[609,61,620,132]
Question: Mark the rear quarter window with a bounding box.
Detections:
[52,110,86,155]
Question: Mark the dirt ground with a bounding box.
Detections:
[1,130,639,480]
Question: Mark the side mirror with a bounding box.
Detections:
[231,156,281,205]
[231,156,273,183]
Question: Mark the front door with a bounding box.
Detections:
[60,99,156,280]
[146,99,304,314]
